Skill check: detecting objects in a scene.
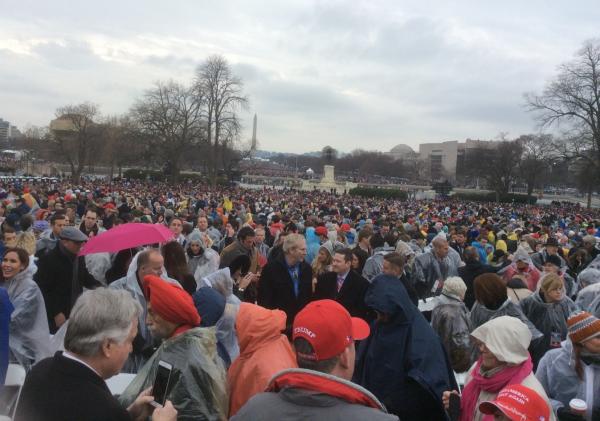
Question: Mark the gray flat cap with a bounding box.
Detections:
[59,227,89,242]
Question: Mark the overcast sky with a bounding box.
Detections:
[1,1,599,153]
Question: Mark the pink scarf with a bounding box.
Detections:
[460,355,533,421]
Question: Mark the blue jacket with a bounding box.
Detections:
[0,288,13,385]
[353,275,457,420]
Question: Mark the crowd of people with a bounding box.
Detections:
[0,177,599,420]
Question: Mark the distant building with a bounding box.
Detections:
[8,125,23,139]
[415,139,500,182]
[0,119,9,142]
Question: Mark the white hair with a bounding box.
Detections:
[64,288,141,357]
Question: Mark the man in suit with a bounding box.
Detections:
[258,233,313,327]
[15,288,176,421]
[314,248,370,321]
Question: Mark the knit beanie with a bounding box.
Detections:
[567,311,600,344]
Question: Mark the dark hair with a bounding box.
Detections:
[20,214,34,232]
[161,242,196,294]
[335,248,353,263]
[2,224,16,235]
[370,234,385,249]
[463,246,480,262]
[229,254,251,276]
[357,229,371,243]
[105,248,137,285]
[237,226,256,241]
[352,248,368,273]
[3,247,30,270]
[293,337,340,373]
[384,233,397,248]
[474,273,507,310]
[84,207,98,217]
[383,252,405,269]
[507,277,528,289]
[51,213,67,225]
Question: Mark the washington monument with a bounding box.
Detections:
[251,113,257,151]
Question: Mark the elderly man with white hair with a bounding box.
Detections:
[15,288,177,421]
[413,235,461,299]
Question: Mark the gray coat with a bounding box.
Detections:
[231,368,398,421]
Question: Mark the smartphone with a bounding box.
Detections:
[449,393,461,421]
[151,360,173,407]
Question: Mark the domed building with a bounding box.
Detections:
[388,144,417,160]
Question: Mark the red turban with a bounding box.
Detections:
[143,275,201,336]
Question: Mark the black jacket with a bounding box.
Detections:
[15,352,130,421]
[458,260,497,310]
[34,243,99,333]
[257,254,313,325]
[313,270,370,320]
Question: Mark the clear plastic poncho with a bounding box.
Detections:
[430,293,473,373]
[1,260,51,371]
[519,291,578,364]
[470,298,543,342]
[119,327,228,421]
[199,268,240,361]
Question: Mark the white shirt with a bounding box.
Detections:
[63,351,103,380]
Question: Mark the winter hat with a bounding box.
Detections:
[442,276,467,300]
[543,254,562,268]
[567,311,600,344]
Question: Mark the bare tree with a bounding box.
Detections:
[526,39,600,206]
[130,81,205,181]
[50,102,101,181]
[516,134,553,198]
[102,115,146,181]
[464,139,523,201]
[195,55,248,185]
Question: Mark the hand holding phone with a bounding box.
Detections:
[151,361,173,408]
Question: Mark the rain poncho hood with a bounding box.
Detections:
[186,229,220,282]
[353,274,456,418]
[228,303,297,416]
[192,287,231,366]
[199,268,241,360]
[119,327,228,421]
[304,227,320,265]
[577,283,600,312]
[1,259,51,370]
[470,316,531,364]
[470,298,543,343]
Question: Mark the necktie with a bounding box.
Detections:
[291,268,299,297]
[337,275,344,292]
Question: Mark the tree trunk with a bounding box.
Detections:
[587,189,592,209]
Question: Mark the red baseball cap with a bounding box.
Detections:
[315,226,328,237]
[293,299,370,361]
[479,384,550,421]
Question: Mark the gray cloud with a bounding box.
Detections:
[1,1,600,152]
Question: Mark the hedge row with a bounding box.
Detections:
[452,192,537,204]
[122,169,207,182]
[349,187,408,200]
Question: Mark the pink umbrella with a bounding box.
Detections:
[79,223,175,256]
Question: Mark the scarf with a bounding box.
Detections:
[460,355,533,421]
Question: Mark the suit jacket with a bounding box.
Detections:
[15,352,130,421]
[257,254,313,325]
[313,270,370,320]
[34,244,100,333]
